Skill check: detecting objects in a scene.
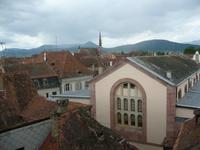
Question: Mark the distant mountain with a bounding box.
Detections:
[104,39,200,53]
[2,39,200,57]
[187,40,200,45]
[0,41,98,57]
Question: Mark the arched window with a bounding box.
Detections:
[124,113,128,125]
[130,99,135,111]
[117,98,121,110]
[138,115,143,127]
[184,85,188,93]
[138,99,142,112]
[117,112,122,124]
[114,82,144,128]
[178,89,182,99]
[124,98,128,110]
[130,114,135,126]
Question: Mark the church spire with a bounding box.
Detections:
[99,32,102,47]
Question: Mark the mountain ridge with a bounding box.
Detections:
[1,39,200,57]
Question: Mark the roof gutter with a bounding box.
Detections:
[127,57,176,86]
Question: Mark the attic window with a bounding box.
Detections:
[34,80,40,88]
[43,79,48,87]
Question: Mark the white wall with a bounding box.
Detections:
[61,75,92,93]
[37,87,60,99]
[94,63,167,144]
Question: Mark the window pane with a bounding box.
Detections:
[124,98,128,110]
[130,84,135,89]
[130,114,135,126]
[130,99,135,111]
[117,98,121,110]
[123,83,128,88]
[138,99,142,112]
[117,112,122,124]
[138,115,143,127]
[124,113,128,125]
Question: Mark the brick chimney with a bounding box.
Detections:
[51,98,69,138]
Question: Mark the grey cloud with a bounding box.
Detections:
[0,0,200,48]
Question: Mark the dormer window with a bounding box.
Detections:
[33,80,40,88]
[43,79,48,87]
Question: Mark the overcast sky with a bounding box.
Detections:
[0,0,200,48]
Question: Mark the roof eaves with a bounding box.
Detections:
[127,57,176,86]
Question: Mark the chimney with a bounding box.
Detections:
[194,109,200,125]
[43,52,47,62]
[51,98,69,138]
[56,98,69,114]
[166,71,172,79]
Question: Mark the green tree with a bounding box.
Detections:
[184,46,199,54]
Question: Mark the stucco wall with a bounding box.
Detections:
[61,76,92,93]
[94,63,167,144]
[37,87,60,99]
[176,107,194,119]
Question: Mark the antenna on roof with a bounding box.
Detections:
[56,36,58,50]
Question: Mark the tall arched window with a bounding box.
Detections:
[117,112,122,124]
[138,99,142,112]
[130,99,135,111]
[138,115,143,127]
[114,82,144,128]
[124,98,128,110]
[117,98,121,110]
[130,114,135,126]
[184,85,188,93]
[178,89,182,99]
[124,113,128,125]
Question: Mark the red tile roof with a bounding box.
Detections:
[24,51,92,78]
[40,106,138,150]
[173,117,200,150]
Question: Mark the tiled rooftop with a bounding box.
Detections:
[128,56,200,85]
[177,81,200,108]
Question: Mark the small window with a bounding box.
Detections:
[34,80,40,88]
[124,113,128,125]
[16,147,24,150]
[75,82,82,90]
[124,98,128,110]
[138,115,143,127]
[117,112,122,124]
[43,79,48,86]
[117,98,121,110]
[184,85,188,93]
[52,91,57,95]
[130,99,135,111]
[46,93,49,98]
[130,84,135,89]
[130,114,135,126]
[178,89,182,99]
[85,81,89,88]
[65,83,72,91]
[123,83,128,89]
[138,99,142,112]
